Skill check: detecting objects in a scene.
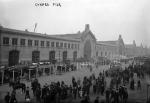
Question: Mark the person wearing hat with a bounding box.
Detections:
[123,87,128,103]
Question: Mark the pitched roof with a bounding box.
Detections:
[125,44,134,48]
[50,33,82,40]
[97,41,118,46]
[1,27,81,42]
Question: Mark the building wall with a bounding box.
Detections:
[0,27,2,65]
[125,45,148,57]
[0,26,149,66]
[96,44,118,60]
[0,31,80,66]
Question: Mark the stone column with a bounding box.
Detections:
[36,68,38,78]
[20,68,22,79]
[1,70,4,85]
[43,68,46,76]
[29,69,31,80]
[13,70,15,81]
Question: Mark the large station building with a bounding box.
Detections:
[0,24,149,66]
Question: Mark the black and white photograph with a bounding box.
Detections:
[0,0,150,103]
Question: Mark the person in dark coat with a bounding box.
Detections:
[25,87,31,103]
[94,96,99,103]
[123,88,128,103]
[92,79,96,94]
[45,92,51,103]
[4,92,10,103]
[73,86,77,99]
[9,91,17,103]
[101,83,105,95]
[25,87,30,98]
[115,89,119,103]
[137,80,141,90]
[35,87,41,103]
[130,79,134,90]
[80,95,90,103]
[105,88,110,103]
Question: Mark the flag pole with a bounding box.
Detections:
[34,23,37,32]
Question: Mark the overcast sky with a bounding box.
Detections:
[0,0,150,47]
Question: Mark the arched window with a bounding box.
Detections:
[101,52,103,57]
[96,51,98,57]
[9,50,19,66]
[32,51,40,63]
[84,40,91,59]
[63,51,67,61]
[105,52,107,56]
[49,51,55,62]
[73,51,77,61]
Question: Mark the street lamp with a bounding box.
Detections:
[147,83,150,103]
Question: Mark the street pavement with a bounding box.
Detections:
[0,65,149,103]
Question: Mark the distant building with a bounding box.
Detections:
[125,41,149,57]
[0,24,149,66]
[96,34,126,61]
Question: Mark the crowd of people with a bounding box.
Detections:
[3,60,148,103]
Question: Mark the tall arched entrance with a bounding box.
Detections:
[32,51,40,63]
[49,51,55,62]
[73,51,77,61]
[9,50,19,66]
[84,40,92,60]
[62,51,67,61]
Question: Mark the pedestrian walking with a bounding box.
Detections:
[137,79,141,90]
[4,92,10,103]
[94,96,99,103]
[25,87,30,103]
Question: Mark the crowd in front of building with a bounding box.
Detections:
[3,59,149,103]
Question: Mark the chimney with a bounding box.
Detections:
[85,24,90,31]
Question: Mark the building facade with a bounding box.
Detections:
[0,24,149,66]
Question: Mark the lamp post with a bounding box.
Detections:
[12,70,15,81]
[59,50,60,64]
[1,70,4,85]
[29,69,31,80]
[147,84,149,103]
[20,68,22,79]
